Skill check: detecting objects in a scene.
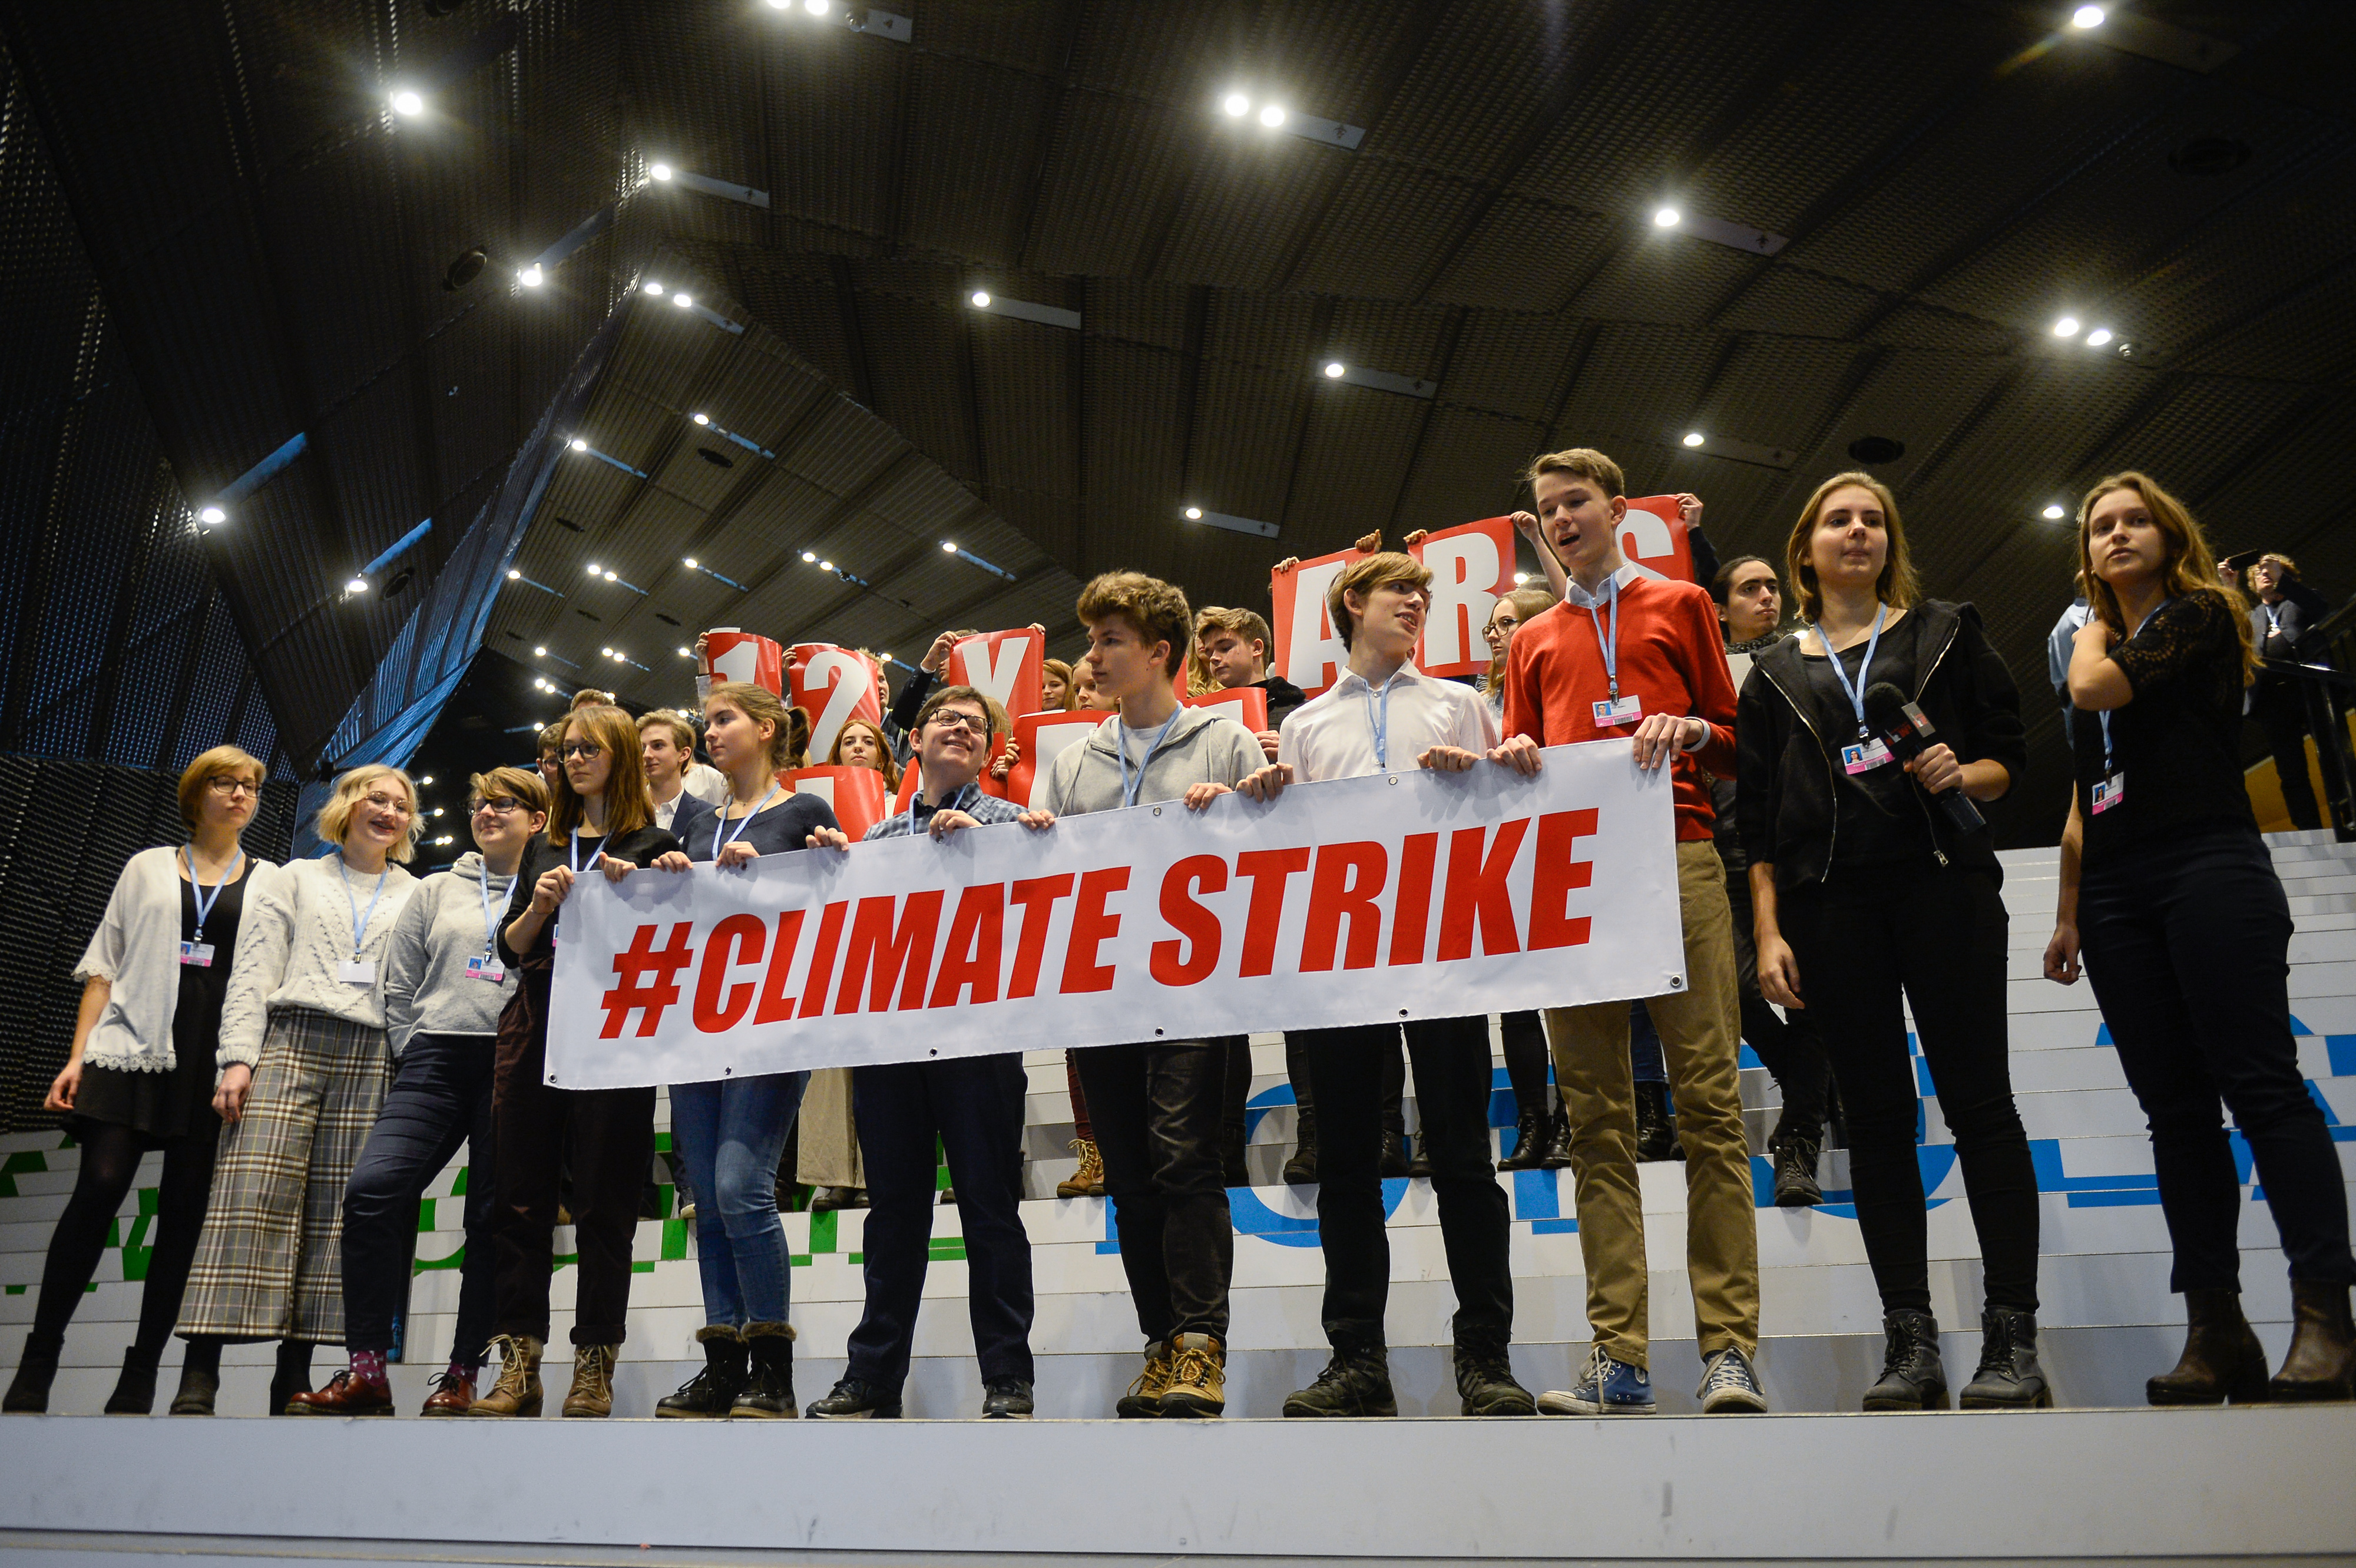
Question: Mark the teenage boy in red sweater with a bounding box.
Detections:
[1490,447,1765,1416]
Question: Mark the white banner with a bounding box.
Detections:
[544,740,1685,1089]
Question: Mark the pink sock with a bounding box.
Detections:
[448,1359,479,1384]
[352,1349,389,1390]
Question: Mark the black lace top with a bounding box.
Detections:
[2069,590,2254,862]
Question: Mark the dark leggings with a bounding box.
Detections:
[27,1122,216,1366]
[1501,1011,1552,1124]
[1781,860,2041,1316]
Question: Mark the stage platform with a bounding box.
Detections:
[1,1404,2352,1564]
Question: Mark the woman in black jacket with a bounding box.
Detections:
[1737,471,2043,1412]
[469,702,680,1420]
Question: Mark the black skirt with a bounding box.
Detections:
[70,865,247,1148]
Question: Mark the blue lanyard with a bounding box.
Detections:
[1812,604,1887,740]
[914,783,973,825]
[2097,600,2171,773]
[711,786,781,860]
[183,848,241,943]
[336,858,389,961]
[1584,572,1623,701]
[2262,602,2284,642]
[1358,671,1404,770]
[1117,709,1183,809]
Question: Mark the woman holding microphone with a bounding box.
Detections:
[469,704,679,1419]
[2046,472,2353,1403]
[650,682,839,1419]
[1739,472,2044,1411]
[4,748,269,1415]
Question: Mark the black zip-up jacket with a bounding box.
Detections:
[1736,599,2026,892]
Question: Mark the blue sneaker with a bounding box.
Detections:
[1696,1347,1768,1412]
[1537,1347,1655,1414]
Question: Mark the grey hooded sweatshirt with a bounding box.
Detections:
[381,852,521,1054]
[1037,704,1264,817]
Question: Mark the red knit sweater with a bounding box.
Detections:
[1501,571,1738,842]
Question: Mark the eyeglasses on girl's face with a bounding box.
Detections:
[204,776,262,797]
[360,791,414,818]
[560,741,603,760]
[471,796,525,816]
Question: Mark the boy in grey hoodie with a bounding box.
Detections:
[1023,571,1261,1418]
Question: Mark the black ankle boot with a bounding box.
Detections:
[1540,1103,1574,1169]
[269,1343,316,1416]
[657,1326,749,1418]
[2268,1280,2355,1402]
[1862,1309,1947,1410]
[4,1338,60,1414]
[732,1325,796,1419]
[105,1347,163,1414]
[2147,1289,2268,1405]
[1960,1308,2051,1409]
[1220,1123,1249,1188]
[1283,1106,1318,1184]
[1498,1107,1548,1171]
[1378,1129,1409,1178]
[1633,1083,1682,1163]
[169,1365,219,1415]
[1283,1347,1397,1417]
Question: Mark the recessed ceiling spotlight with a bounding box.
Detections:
[1682,431,1706,448]
[819,560,835,572]
[805,0,829,14]
[1322,361,1346,378]
[643,280,665,295]
[390,89,425,117]
[586,561,601,574]
[569,438,588,452]
[534,645,547,656]
[601,647,613,657]
[683,556,699,568]
[517,265,544,287]
[802,551,817,563]
[691,412,710,425]
[198,505,226,524]
[345,576,370,594]
[970,290,991,307]
[603,571,617,583]
[1258,104,1287,129]
[2052,316,2082,337]
[610,650,624,661]
[508,569,522,581]
[2071,5,2105,28]
[678,646,692,657]
[2043,504,2067,520]
[672,292,694,309]
[941,540,959,553]
[1222,92,1250,118]
[2085,328,2114,347]
[1653,206,1682,227]
[649,163,673,181]
[1513,572,1530,585]
[1184,506,1203,520]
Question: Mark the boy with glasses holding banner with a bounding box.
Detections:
[1023,572,1264,1418]
[1237,553,1534,1418]
[1488,448,1765,1417]
[799,686,1038,1418]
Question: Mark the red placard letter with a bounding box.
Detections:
[929,884,1007,1007]
[1301,842,1388,972]
[1007,875,1075,999]
[1389,832,1438,967]
[752,909,806,1024]
[1438,819,1530,960]
[1060,867,1130,994]
[1528,809,1599,951]
[948,628,1045,720]
[1235,847,1312,978]
[1151,855,1228,986]
[835,892,946,1014]
[1409,518,1515,679]
[693,914,768,1033]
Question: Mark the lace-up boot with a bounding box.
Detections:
[1160,1333,1226,1418]
[1117,1340,1177,1417]
[466,1334,544,1418]
[1863,1309,1947,1410]
[1283,1347,1397,1417]
[562,1343,617,1417]
[1959,1308,2051,1409]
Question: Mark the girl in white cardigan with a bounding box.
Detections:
[3,748,270,1416]
[170,765,419,1415]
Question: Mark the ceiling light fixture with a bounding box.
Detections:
[941,540,958,553]
[802,551,817,563]
[683,556,699,568]
[643,280,665,295]
[1682,431,1706,447]
[1322,361,1346,378]
[586,562,601,574]
[517,265,544,287]
[508,569,522,580]
[390,89,425,117]
[672,292,694,309]
[1653,206,1682,227]
[534,645,547,656]
[2071,4,2105,27]
[2052,316,2082,337]
[819,560,835,572]
[604,571,617,583]
[2043,504,2067,520]
[345,576,370,594]
[1184,506,1203,520]
[649,163,673,181]
[198,505,226,524]
[691,412,709,425]
[678,647,692,657]
[970,290,991,307]
[601,647,613,657]
[1513,572,1530,585]
[1222,92,1250,118]
[2084,328,2114,346]
[418,775,434,786]
[1258,104,1288,129]
[805,0,829,14]
[569,438,588,452]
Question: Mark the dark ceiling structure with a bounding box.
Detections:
[3,0,2352,842]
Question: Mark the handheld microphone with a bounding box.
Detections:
[1861,682,1986,834]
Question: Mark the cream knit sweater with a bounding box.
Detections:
[217,854,416,1071]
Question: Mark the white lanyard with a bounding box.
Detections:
[568,828,605,875]
[183,848,241,944]
[1812,604,1887,740]
[2262,602,2285,644]
[711,786,781,860]
[477,868,502,959]
[2098,600,2172,773]
[336,859,389,962]
[1117,709,1183,809]
[1357,671,1405,770]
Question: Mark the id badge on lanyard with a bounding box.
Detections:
[1840,737,1894,775]
[2091,773,2126,815]
[1587,575,1642,727]
[466,954,507,983]
[180,846,239,967]
[178,941,214,967]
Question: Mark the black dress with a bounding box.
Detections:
[71,866,248,1148]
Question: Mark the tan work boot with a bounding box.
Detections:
[562,1343,617,1418]
[1116,1339,1176,1417]
[466,1334,544,1418]
[1160,1332,1226,1418]
[1057,1139,1106,1199]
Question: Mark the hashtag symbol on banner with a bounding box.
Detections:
[601,922,696,1039]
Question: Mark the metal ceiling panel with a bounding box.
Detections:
[1084,336,1185,497]
[1391,405,1548,531]
[1358,0,1564,180]
[1023,94,1200,278]
[1282,385,1427,534]
[1423,197,1619,313]
[1206,291,1321,371]
[1568,237,1762,331]
[1700,338,1859,455]
[1085,278,1192,354]
[1557,322,1727,448]
[1190,359,1309,523]
[898,52,1060,266]
[1711,267,1882,342]
[1286,161,1485,301]
[1154,141,1348,292]
[1441,312,1583,424]
[760,27,904,243]
[971,316,1078,496]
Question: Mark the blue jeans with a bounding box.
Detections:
[342,1032,496,1360]
[670,1071,809,1327]
[1629,1003,1667,1084]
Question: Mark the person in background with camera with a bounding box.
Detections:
[647,682,840,1419]
[1739,472,2043,1411]
[470,704,680,1420]
[174,765,422,1415]
[4,748,270,1415]
[287,767,547,1417]
[2243,552,2340,833]
[2046,473,2354,1405]
[1710,555,1837,1206]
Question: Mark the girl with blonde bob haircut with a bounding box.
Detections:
[173,763,421,1414]
[6,747,272,1415]
[1783,471,1921,626]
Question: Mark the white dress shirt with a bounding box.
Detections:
[1279,662,1500,784]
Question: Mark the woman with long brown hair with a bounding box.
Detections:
[2045,471,2353,1404]
[470,704,680,1419]
[826,714,901,792]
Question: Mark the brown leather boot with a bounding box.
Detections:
[2268,1280,2355,1402]
[465,1335,544,1418]
[285,1368,395,1416]
[1057,1139,1106,1199]
[562,1343,617,1418]
[2147,1289,2268,1405]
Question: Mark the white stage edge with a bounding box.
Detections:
[1,1405,2353,1563]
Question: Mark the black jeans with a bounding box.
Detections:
[2080,822,2355,1292]
[846,1053,1034,1389]
[1781,861,2040,1315]
[1285,1034,1405,1136]
[1074,1040,1233,1343]
[1301,1017,1513,1352]
[2255,682,2324,832]
[342,1032,497,1362]
[1725,851,1832,1144]
[1499,1011,1552,1130]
